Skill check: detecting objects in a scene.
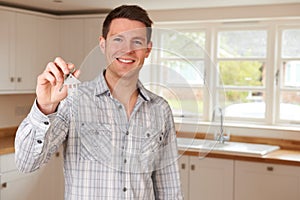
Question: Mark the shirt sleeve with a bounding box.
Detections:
[15,99,69,173]
[152,104,183,200]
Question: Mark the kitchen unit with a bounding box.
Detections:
[0,151,64,200]
[0,6,105,94]
[178,138,300,200]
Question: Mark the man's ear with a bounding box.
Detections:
[99,36,106,54]
[145,41,153,58]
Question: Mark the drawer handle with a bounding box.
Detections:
[267,166,274,171]
[191,164,195,171]
[10,77,14,82]
[1,182,7,188]
[17,77,22,82]
[181,163,185,170]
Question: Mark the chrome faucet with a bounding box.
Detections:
[212,106,228,143]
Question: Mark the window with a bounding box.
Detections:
[141,21,300,127]
[217,30,267,120]
[142,28,206,118]
[278,28,300,122]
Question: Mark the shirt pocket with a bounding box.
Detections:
[140,128,164,154]
[79,123,112,163]
[139,128,164,172]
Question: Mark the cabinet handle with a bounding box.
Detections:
[267,166,274,171]
[191,164,195,171]
[17,77,22,82]
[10,77,14,82]
[1,182,7,188]
[181,163,185,170]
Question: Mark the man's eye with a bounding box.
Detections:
[133,40,143,46]
[113,37,122,42]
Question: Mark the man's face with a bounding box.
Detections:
[100,18,152,79]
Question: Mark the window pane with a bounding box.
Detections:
[219,61,265,86]
[162,60,204,85]
[223,91,265,118]
[218,30,267,58]
[280,91,300,120]
[160,31,206,58]
[158,87,203,117]
[282,29,300,58]
[282,61,300,87]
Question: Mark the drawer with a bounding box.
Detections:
[0,153,17,173]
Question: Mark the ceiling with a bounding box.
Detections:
[1,0,300,15]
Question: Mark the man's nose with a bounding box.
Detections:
[121,41,135,54]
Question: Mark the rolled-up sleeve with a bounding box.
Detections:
[15,99,68,173]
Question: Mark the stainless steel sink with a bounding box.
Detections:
[177,137,280,156]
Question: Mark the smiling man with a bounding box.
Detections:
[15,5,183,200]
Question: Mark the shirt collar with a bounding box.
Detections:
[94,70,151,102]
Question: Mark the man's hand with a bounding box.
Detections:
[36,57,80,115]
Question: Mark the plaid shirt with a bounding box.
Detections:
[15,72,183,200]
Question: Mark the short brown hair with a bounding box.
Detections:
[102,5,153,42]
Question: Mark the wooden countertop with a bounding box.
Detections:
[0,136,15,155]
[179,148,300,166]
[1,127,300,166]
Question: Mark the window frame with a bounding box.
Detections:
[147,19,300,130]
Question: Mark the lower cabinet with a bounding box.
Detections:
[178,156,300,200]
[0,150,64,200]
[235,161,300,200]
[178,155,234,200]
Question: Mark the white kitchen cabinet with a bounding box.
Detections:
[0,9,59,93]
[36,15,60,78]
[0,10,15,91]
[0,150,64,200]
[60,18,85,68]
[60,17,106,82]
[1,169,40,200]
[179,155,234,200]
[235,160,300,200]
[189,156,234,200]
[178,155,190,200]
[14,13,38,91]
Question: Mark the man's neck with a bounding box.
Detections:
[104,70,139,118]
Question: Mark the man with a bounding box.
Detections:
[15,5,183,200]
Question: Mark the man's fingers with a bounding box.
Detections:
[54,57,69,74]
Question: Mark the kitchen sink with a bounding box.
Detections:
[177,137,280,156]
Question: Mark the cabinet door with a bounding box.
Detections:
[36,15,59,79]
[1,170,41,200]
[235,161,300,200]
[15,13,37,91]
[189,157,234,200]
[178,155,189,200]
[0,10,15,90]
[60,19,84,68]
[80,17,106,82]
[38,150,64,200]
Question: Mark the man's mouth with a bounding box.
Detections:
[116,58,135,64]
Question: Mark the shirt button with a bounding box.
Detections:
[37,140,43,144]
[118,105,122,109]
[44,121,49,125]
[123,187,127,192]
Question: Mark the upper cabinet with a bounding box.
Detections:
[60,17,105,82]
[15,13,37,91]
[0,9,59,94]
[0,10,15,91]
[0,8,105,94]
